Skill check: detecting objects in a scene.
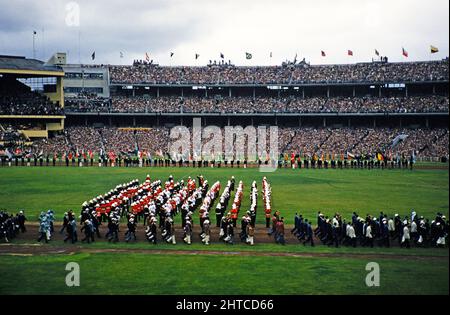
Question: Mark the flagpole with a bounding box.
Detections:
[78,29,81,64]
[32,31,36,59]
[42,27,45,60]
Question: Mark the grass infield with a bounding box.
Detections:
[0,166,448,295]
[0,166,448,222]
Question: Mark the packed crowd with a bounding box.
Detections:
[65,96,111,113]
[109,60,449,85]
[28,127,170,158]
[0,92,63,116]
[285,127,449,159]
[104,95,449,114]
[2,126,448,162]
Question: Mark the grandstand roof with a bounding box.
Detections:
[0,55,64,77]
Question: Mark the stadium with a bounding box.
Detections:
[0,0,449,299]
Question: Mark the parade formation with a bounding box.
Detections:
[1,174,447,249]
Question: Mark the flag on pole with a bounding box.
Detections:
[170,52,174,57]
[145,52,150,61]
[5,148,12,159]
[195,53,200,60]
[321,50,326,57]
[376,152,384,161]
[347,50,353,56]
[402,47,408,57]
[391,134,408,148]
[91,51,95,60]
[375,49,380,56]
[245,52,252,59]
[430,45,439,54]
[220,53,224,59]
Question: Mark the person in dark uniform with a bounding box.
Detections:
[229,176,235,191]
[125,217,137,242]
[380,219,390,247]
[81,219,94,243]
[224,217,234,244]
[64,218,77,244]
[145,217,158,244]
[303,219,314,246]
[17,210,27,233]
[91,211,101,238]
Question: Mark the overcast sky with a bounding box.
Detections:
[0,0,448,66]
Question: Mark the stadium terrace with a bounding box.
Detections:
[0,54,449,164]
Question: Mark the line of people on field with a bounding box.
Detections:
[291,210,448,248]
[238,181,257,245]
[0,210,27,243]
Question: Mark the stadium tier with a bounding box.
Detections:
[100,95,449,114]
[110,60,449,84]
[0,77,63,115]
[1,55,449,162]
[4,126,447,161]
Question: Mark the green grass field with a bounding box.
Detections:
[0,166,448,295]
[0,166,448,222]
[0,251,447,295]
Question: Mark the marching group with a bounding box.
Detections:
[291,210,448,248]
[0,210,27,243]
[1,174,448,249]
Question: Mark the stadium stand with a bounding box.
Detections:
[102,95,450,114]
[110,60,449,84]
[1,55,449,163]
[0,77,63,115]
[15,126,448,160]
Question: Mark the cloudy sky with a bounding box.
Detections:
[0,0,448,66]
